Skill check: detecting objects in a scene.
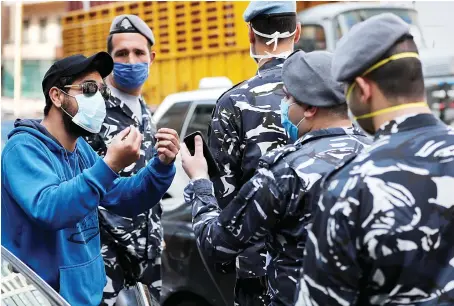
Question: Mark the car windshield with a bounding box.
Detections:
[337,8,425,49]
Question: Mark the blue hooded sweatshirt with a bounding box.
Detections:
[1,119,175,306]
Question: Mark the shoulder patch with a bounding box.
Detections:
[258,144,298,168]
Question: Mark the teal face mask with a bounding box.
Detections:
[280,97,305,142]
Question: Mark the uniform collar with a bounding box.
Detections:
[295,125,365,146]
[257,58,285,74]
[374,113,441,140]
[106,91,145,109]
[105,90,150,126]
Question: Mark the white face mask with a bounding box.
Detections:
[249,26,297,67]
[61,91,107,134]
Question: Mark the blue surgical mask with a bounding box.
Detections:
[113,62,149,89]
[280,97,305,142]
[61,90,106,134]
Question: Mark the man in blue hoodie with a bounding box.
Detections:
[1,51,178,306]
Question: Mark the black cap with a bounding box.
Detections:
[42,51,113,98]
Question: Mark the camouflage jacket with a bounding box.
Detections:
[298,114,454,306]
[185,126,370,306]
[208,58,290,278]
[86,91,163,262]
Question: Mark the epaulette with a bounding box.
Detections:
[258,143,298,169]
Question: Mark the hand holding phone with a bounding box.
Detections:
[181,131,220,179]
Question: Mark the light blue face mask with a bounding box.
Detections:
[113,62,149,89]
[280,97,305,142]
[61,91,106,134]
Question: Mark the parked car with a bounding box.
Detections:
[155,77,236,306]
[1,246,70,306]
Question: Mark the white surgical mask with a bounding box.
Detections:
[61,91,106,134]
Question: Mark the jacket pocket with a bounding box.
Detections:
[59,253,106,306]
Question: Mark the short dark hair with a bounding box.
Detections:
[106,34,152,55]
[366,35,425,103]
[43,68,96,116]
[250,14,297,45]
[295,101,349,120]
[326,103,349,119]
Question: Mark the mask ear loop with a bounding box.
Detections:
[251,27,297,51]
[58,89,76,120]
[250,26,297,78]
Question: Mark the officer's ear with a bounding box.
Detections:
[49,87,64,109]
[149,50,156,65]
[248,24,256,44]
[303,105,317,119]
[355,77,372,105]
[294,23,302,44]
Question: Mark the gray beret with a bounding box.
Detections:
[332,13,411,83]
[109,14,155,46]
[283,50,345,107]
[243,1,296,22]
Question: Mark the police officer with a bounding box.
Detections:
[181,51,371,306]
[86,15,179,305]
[298,13,454,305]
[207,2,301,304]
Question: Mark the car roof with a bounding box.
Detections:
[152,87,227,123]
[298,2,416,24]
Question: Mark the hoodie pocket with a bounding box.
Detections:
[59,253,106,306]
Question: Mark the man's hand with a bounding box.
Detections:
[104,126,142,173]
[155,128,180,165]
[181,135,209,180]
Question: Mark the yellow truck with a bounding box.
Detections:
[61,1,329,107]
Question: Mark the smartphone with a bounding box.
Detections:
[183,131,221,178]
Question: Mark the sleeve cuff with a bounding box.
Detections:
[91,158,120,188]
[147,156,176,177]
[192,178,214,195]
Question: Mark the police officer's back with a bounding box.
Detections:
[299,13,454,305]
[207,2,301,304]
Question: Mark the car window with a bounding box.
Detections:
[337,9,425,49]
[156,101,191,135]
[184,103,215,139]
[295,25,327,52]
[1,246,70,306]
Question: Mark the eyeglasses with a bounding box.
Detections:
[64,80,111,100]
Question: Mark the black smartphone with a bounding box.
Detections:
[183,131,221,178]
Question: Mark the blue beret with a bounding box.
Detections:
[332,13,411,83]
[283,50,345,107]
[243,1,296,22]
[110,14,155,46]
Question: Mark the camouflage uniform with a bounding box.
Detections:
[187,126,370,306]
[86,92,163,306]
[298,114,454,305]
[208,57,290,305]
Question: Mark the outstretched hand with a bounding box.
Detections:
[180,135,209,180]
